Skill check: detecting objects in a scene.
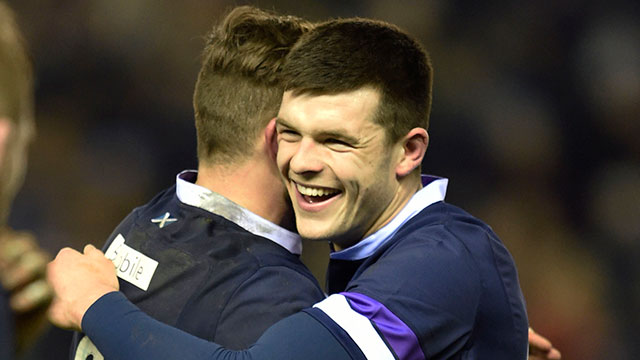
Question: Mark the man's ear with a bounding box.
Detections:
[264,118,278,162]
[395,128,429,178]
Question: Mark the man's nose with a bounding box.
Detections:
[289,138,324,175]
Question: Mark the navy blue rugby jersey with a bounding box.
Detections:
[71,171,324,359]
[312,178,529,359]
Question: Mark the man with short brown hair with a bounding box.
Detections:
[68,6,324,359]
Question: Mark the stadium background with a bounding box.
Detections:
[6,1,639,359]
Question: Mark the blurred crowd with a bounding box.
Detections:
[4,0,639,359]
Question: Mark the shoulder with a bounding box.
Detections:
[385,201,514,272]
[338,203,527,358]
[346,201,518,321]
[394,201,496,247]
[360,201,522,291]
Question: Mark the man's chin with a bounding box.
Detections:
[298,227,361,251]
[298,227,337,243]
[299,232,332,242]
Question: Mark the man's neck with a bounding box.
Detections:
[195,158,292,229]
[332,173,423,251]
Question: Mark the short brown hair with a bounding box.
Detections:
[193,6,312,164]
[281,18,433,143]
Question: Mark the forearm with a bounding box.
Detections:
[83,292,355,360]
[83,292,225,360]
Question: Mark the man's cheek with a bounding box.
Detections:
[275,148,293,174]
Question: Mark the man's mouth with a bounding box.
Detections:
[295,183,341,204]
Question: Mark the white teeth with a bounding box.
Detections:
[296,183,338,197]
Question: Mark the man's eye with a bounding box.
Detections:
[326,138,346,145]
[325,138,352,150]
[278,130,300,141]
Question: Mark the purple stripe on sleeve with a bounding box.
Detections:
[342,292,425,360]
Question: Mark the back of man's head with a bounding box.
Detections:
[194,6,312,165]
[281,18,433,144]
[0,1,34,225]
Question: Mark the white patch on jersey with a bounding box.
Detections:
[104,234,158,291]
[74,336,104,360]
[313,294,395,360]
[151,212,177,228]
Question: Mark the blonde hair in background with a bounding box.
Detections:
[0,1,35,226]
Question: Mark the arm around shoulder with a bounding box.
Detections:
[47,245,119,331]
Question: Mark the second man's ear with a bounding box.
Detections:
[264,118,279,162]
[395,127,428,178]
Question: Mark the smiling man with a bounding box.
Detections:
[270,19,528,358]
[47,16,541,360]
[276,87,422,249]
[275,87,408,248]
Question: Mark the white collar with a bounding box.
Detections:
[330,175,448,260]
[175,170,302,255]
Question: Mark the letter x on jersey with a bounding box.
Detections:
[151,212,177,228]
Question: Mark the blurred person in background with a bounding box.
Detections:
[0,1,53,359]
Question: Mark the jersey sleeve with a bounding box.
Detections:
[213,265,325,349]
[82,291,357,360]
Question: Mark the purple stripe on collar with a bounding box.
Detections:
[342,292,425,360]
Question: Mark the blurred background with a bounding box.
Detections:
[5,0,639,359]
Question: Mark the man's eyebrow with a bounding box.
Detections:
[276,117,358,144]
[275,117,293,128]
